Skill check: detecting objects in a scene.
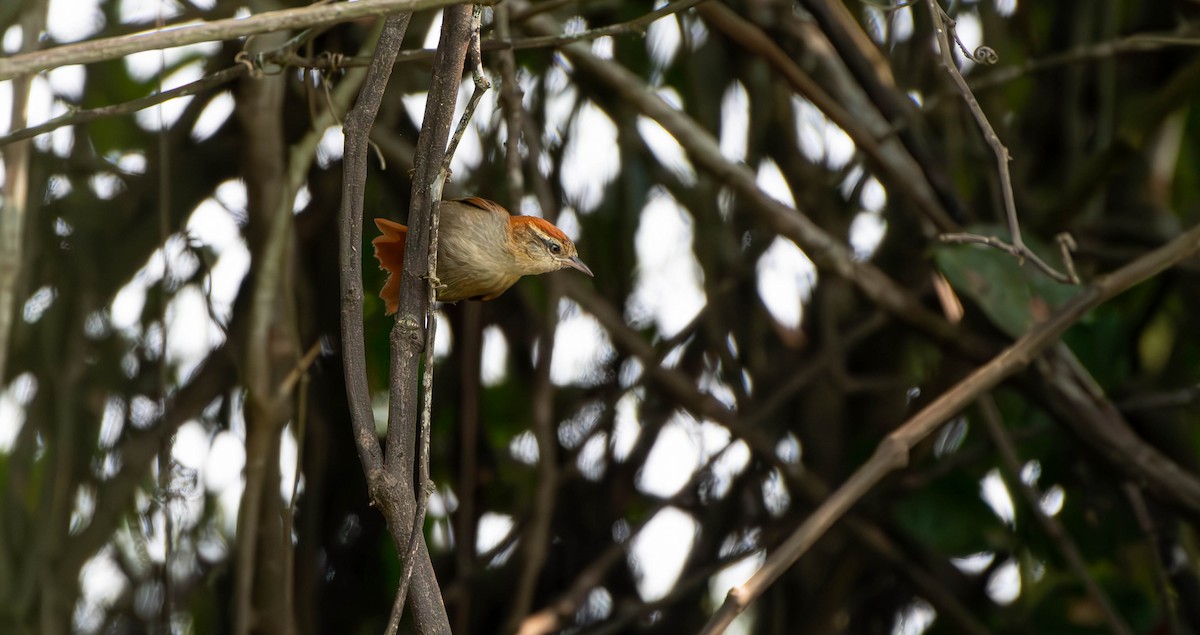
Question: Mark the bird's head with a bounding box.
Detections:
[507,216,594,278]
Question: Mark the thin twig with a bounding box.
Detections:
[926,1,1078,283]
[1056,233,1080,282]
[496,2,526,202]
[442,6,492,175]
[1122,483,1183,635]
[0,66,246,147]
[699,218,1200,634]
[971,27,1200,91]
[978,396,1134,635]
[937,232,1079,284]
[1,22,318,149]
[943,15,997,65]
[0,0,461,81]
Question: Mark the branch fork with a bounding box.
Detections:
[928,1,1080,284]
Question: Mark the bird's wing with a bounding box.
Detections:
[372,218,408,315]
[456,196,512,217]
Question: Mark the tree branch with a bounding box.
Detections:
[0,65,248,147]
[0,0,45,393]
[697,1,958,232]
[700,220,1200,634]
[924,1,1078,283]
[977,395,1134,635]
[512,0,995,362]
[337,10,451,633]
[383,5,472,629]
[0,0,462,81]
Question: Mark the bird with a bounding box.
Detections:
[373,197,593,314]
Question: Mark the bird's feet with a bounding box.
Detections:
[406,167,453,182]
[422,273,448,292]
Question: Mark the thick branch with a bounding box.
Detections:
[697,1,957,231]
[337,11,451,632]
[512,1,994,361]
[700,220,1200,633]
[383,5,472,629]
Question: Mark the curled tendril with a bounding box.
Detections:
[320,51,347,74]
[973,46,999,65]
[233,51,266,79]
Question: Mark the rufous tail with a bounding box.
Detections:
[372,218,407,315]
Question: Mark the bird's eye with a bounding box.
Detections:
[548,242,562,255]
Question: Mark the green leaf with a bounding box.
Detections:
[934,225,1083,337]
[893,474,1008,555]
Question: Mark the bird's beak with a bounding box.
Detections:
[564,256,594,277]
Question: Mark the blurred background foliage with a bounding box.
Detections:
[2,0,1200,634]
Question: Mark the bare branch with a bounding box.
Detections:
[0,66,247,147]
[384,5,472,629]
[0,0,462,81]
[338,10,451,632]
[512,0,995,362]
[1123,483,1183,635]
[925,1,1078,283]
[939,232,1080,283]
[971,27,1200,91]
[0,0,46,402]
[700,219,1200,634]
[978,396,1134,635]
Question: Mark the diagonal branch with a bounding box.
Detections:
[0,67,247,148]
[512,0,995,362]
[977,395,1134,635]
[1028,347,1200,514]
[700,219,1200,634]
[697,1,958,232]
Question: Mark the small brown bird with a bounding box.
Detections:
[373,197,593,313]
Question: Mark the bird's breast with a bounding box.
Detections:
[434,210,521,301]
